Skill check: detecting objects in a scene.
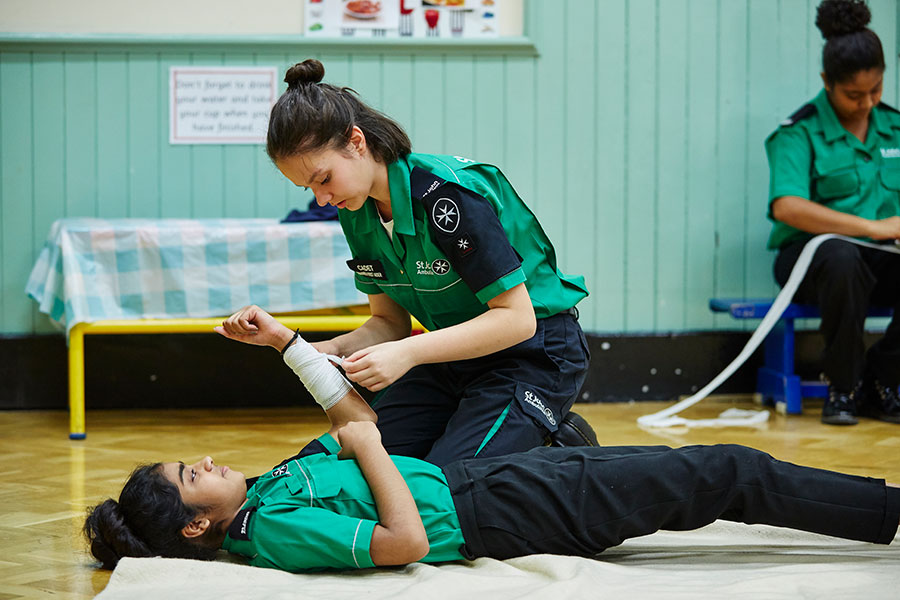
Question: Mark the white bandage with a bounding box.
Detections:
[283,338,353,411]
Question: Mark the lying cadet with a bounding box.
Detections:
[84,306,900,572]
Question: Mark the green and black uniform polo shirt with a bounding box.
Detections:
[338,153,588,330]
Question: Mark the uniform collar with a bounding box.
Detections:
[813,88,848,143]
[869,104,893,139]
[385,157,417,237]
[813,88,893,143]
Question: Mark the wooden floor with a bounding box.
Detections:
[3,397,900,599]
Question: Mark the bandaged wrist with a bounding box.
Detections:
[283,339,353,411]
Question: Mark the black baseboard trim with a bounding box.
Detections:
[0,329,872,410]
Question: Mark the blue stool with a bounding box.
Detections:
[709,298,893,415]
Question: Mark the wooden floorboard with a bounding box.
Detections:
[2,397,899,599]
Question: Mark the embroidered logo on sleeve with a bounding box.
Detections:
[432,198,460,233]
[347,259,387,280]
[272,464,291,478]
[455,233,476,257]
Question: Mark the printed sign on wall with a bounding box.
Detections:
[170,66,278,145]
[305,0,499,38]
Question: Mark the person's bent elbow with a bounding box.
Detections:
[406,532,431,563]
[371,527,430,566]
[771,195,801,224]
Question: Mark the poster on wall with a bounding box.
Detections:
[169,66,278,145]
[304,0,499,38]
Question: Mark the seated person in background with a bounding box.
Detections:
[766,0,900,425]
[83,306,900,573]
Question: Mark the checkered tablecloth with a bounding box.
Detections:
[26,218,366,333]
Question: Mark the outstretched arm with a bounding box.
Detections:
[215,305,377,432]
[334,421,429,566]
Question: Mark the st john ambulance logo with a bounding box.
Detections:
[456,233,476,257]
[431,259,450,275]
[432,198,460,233]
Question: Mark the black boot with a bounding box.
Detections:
[821,385,859,426]
[549,411,599,447]
[861,378,900,424]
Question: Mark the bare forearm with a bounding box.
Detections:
[772,195,876,238]
[326,315,411,357]
[325,393,377,432]
[398,303,535,365]
[354,439,428,564]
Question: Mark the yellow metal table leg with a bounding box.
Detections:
[68,324,86,440]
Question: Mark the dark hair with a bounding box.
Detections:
[266,58,411,164]
[816,0,885,83]
[83,463,222,569]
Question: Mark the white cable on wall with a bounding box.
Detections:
[638,233,900,429]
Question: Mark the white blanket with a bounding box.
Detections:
[96,522,900,600]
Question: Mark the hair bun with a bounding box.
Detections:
[284,59,325,88]
[816,0,871,39]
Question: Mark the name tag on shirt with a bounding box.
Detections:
[347,259,387,280]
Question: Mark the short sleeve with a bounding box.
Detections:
[251,506,377,572]
[418,172,523,301]
[765,126,813,204]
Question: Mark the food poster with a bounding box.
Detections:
[304,0,499,38]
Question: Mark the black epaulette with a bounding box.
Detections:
[878,101,900,115]
[780,103,816,127]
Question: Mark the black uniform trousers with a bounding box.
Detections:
[443,444,900,560]
[775,238,900,391]
[371,312,589,468]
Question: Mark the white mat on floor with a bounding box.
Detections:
[95,522,900,600]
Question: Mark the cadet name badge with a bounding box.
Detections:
[347,259,387,280]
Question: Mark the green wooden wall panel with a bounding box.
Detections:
[713,0,749,327]
[442,59,476,165]
[501,57,535,219]
[2,1,900,336]
[31,52,66,332]
[472,57,505,166]
[531,1,565,256]
[411,56,445,154]
[871,0,896,106]
[683,0,718,330]
[0,52,35,333]
[188,52,225,217]
[254,52,293,219]
[127,52,162,218]
[97,52,129,218]
[349,54,384,110]
[563,1,598,325]
[380,56,414,146]
[656,0,689,331]
[592,0,627,331]
[745,1,781,316]
[222,53,257,219]
[624,0,657,331]
[158,52,191,217]
[63,52,98,217]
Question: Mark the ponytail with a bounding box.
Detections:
[83,464,220,569]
